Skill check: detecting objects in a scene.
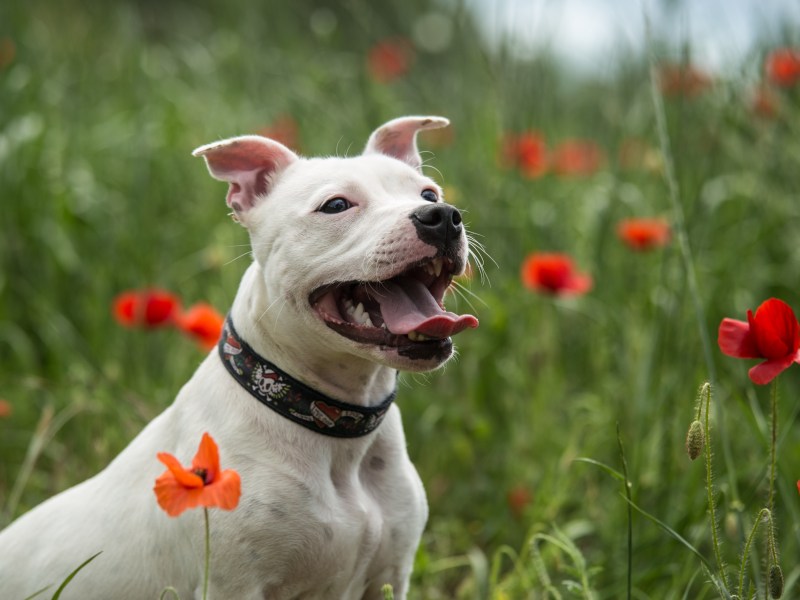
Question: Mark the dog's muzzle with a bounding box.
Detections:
[309,207,478,360]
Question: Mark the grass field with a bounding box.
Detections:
[2,1,800,598]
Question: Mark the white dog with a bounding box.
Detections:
[0,116,478,599]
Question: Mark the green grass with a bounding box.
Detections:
[2,1,800,597]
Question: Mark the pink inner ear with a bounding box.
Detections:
[194,136,297,214]
[226,183,243,212]
[364,116,449,170]
[224,168,271,212]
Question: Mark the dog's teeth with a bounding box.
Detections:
[433,258,443,277]
[424,263,435,276]
[363,314,374,327]
[353,302,365,322]
[408,331,433,342]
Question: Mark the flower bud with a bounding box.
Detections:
[685,420,704,460]
[769,563,784,598]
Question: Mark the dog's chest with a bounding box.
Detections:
[226,432,427,598]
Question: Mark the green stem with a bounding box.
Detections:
[701,383,728,591]
[203,507,210,600]
[616,423,633,600]
[737,508,771,598]
[768,380,778,517]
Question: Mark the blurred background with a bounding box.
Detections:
[2,0,800,597]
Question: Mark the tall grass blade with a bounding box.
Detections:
[50,552,102,600]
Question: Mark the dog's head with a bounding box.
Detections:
[194,116,478,372]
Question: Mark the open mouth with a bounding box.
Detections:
[309,256,479,356]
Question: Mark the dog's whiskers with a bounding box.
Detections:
[256,295,287,325]
[448,280,488,313]
[466,231,495,286]
[223,250,255,267]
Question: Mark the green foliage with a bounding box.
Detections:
[2,1,800,597]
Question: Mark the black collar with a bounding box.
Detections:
[218,317,395,438]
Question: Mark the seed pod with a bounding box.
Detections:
[685,420,704,460]
[769,563,784,599]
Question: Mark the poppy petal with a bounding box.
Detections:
[199,469,242,511]
[157,452,204,488]
[752,298,799,359]
[191,433,220,483]
[154,472,204,516]
[718,318,760,358]
[563,273,593,295]
[748,354,797,385]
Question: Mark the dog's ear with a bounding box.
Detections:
[363,116,449,171]
[193,136,298,218]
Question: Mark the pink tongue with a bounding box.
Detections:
[372,277,479,338]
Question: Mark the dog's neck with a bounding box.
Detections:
[230,264,397,407]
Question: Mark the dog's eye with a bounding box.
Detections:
[421,189,438,203]
[319,197,352,214]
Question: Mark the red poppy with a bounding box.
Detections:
[0,38,15,70]
[765,48,800,87]
[521,252,592,296]
[0,399,11,419]
[551,140,604,177]
[113,289,181,328]
[154,432,241,517]
[178,303,225,350]
[367,38,414,83]
[256,114,300,151]
[500,132,548,178]
[658,64,713,97]
[750,86,779,119]
[718,298,800,385]
[506,485,532,518]
[617,218,671,251]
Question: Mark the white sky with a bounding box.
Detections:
[464,0,800,75]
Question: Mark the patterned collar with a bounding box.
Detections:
[218,317,395,438]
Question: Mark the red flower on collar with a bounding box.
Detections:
[718,298,800,385]
[154,432,241,517]
[521,252,592,296]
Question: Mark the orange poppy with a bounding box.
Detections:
[0,399,12,419]
[154,432,241,517]
[113,289,181,328]
[617,218,671,251]
[178,303,225,350]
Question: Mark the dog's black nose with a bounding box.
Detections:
[411,204,463,248]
